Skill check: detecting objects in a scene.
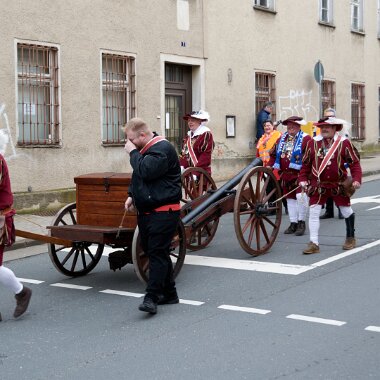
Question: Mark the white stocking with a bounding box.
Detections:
[296,192,309,221]
[0,266,23,294]
[339,206,353,219]
[287,198,298,223]
[309,204,322,245]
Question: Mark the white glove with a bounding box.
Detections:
[299,181,308,190]
[180,166,185,174]
[192,174,198,181]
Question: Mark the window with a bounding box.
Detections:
[319,0,333,24]
[102,53,136,144]
[255,72,276,121]
[253,0,275,11]
[321,80,336,112]
[351,83,365,140]
[17,43,60,146]
[351,0,364,32]
[378,0,380,37]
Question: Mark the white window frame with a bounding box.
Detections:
[253,0,275,11]
[351,0,364,32]
[100,50,137,145]
[15,40,61,147]
[319,0,334,24]
[378,0,380,37]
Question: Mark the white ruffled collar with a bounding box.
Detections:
[188,125,211,137]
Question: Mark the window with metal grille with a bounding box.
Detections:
[17,44,60,146]
[351,83,365,140]
[321,80,336,112]
[320,0,333,24]
[255,72,276,121]
[351,0,363,32]
[102,54,136,145]
[253,0,275,11]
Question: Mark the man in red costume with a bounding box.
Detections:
[179,110,214,175]
[269,116,312,236]
[298,117,362,254]
[0,153,32,318]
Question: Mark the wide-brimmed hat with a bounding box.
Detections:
[313,117,345,131]
[282,116,307,126]
[183,110,209,122]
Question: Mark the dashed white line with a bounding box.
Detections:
[50,283,92,290]
[218,304,271,315]
[17,277,44,284]
[286,314,346,326]
[179,299,204,306]
[99,289,144,298]
[365,326,380,333]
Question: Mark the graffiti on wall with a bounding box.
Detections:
[277,89,318,125]
[0,103,23,160]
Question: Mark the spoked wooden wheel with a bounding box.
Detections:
[132,220,186,285]
[234,167,282,256]
[181,167,217,203]
[48,203,104,277]
[181,167,219,249]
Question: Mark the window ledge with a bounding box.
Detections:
[318,21,335,29]
[102,142,124,147]
[17,144,61,148]
[253,6,276,14]
[351,29,365,36]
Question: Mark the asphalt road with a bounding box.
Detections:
[1,177,380,379]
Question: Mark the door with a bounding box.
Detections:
[165,63,192,152]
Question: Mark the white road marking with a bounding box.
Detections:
[17,277,44,284]
[218,304,271,315]
[286,314,346,326]
[99,289,143,298]
[309,239,380,269]
[365,326,380,333]
[50,283,92,290]
[184,255,309,275]
[179,299,204,306]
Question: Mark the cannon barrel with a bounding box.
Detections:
[182,157,263,225]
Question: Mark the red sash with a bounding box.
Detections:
[140,136,166,154]
[312,135,342,180]
[186,137,198,166]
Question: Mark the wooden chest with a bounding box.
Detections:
[74,172,137,228]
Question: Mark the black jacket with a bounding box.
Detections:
[128,136,181,213]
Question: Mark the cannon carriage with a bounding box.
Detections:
[15,158,282,284]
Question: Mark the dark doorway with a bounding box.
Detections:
[165,63,192,152]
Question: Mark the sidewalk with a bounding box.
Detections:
[9,153,380,251]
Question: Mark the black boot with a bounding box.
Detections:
[343,213,356,250]
[320,197,334,219]
[295,221,306,236]
[284,222,298,234]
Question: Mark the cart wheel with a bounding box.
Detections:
[181,167,217,203]
[234,166,282,256]
[187,217,219,251]
[132,220,186,285]
[48,203,104,277]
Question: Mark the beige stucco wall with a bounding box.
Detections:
[205,0,380,166]
[0,0,206,192]
[0,0,379,192]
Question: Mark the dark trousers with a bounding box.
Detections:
[137,211,180,299]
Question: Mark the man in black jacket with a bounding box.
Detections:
[124,118,182,315]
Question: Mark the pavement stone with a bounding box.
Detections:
[9,153,380,251]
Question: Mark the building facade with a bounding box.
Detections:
[0,0,379,193]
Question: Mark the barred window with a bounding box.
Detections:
[102,54,136,145]
[17,44,60,146]
[351,83,365,140]
[321,80,336,112]
[255,72,276,121]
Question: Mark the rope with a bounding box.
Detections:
[271,185,301,204]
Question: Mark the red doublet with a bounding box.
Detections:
[0,154,16,264]
[180,130,214,174]
[298,136,362,206]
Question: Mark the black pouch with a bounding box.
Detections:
[108,249,132,271]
